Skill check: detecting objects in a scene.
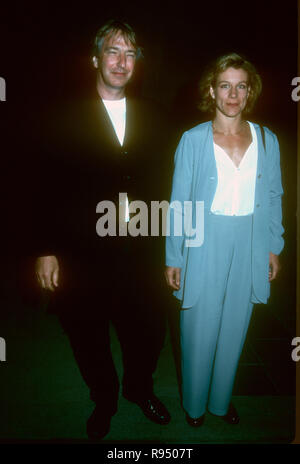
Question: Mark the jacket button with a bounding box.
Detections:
[258,174,262,178]
[256,204,260,208]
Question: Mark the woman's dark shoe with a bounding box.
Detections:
[186,413,205,427]
[221,403,240,425]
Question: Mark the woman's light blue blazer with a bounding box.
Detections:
[165,121,284,308]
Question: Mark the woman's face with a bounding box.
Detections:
[210,67,250,118]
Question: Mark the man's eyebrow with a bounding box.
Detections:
[218,80,248,84]
[105,46,136,53]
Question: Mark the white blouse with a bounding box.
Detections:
[210,121,258,216]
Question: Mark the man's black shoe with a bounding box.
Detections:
[123,394,171,425]
[86,407,112,440]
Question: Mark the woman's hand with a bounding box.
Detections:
[165,266,181,290]
[269,252,281,282]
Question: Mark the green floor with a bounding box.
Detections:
[0,292,295,444]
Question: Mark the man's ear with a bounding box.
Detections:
[92,56,98,69]
[210,86,215,99]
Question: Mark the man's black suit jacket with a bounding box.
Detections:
[32,92,172,297]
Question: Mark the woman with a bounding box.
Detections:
[165,53,284,426]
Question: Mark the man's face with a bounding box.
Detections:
[94,30,137,93]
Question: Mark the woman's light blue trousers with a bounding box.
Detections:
[180,214,254,417]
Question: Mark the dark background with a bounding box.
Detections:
[1,0,296,325]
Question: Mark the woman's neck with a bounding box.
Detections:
[212,115,247,136]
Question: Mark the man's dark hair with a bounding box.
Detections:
[93,19,143,59]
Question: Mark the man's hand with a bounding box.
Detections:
[35,255,59,291]
[269,252,281,282]
[165,266,181,290]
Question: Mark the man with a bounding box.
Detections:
[35,19,170,440]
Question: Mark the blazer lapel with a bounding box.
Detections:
[94,98,123,148]
[253,123,266,207]
[123,97,134,148]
